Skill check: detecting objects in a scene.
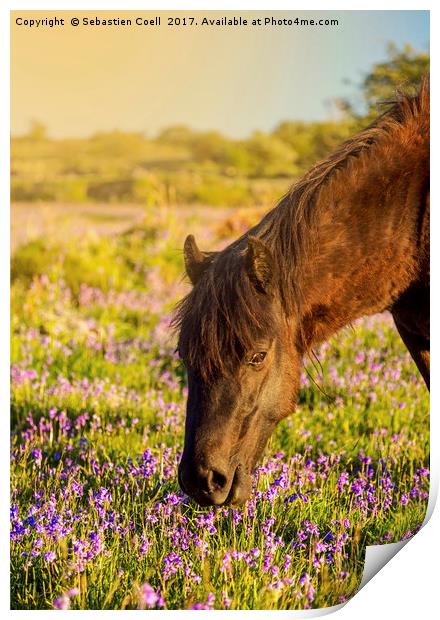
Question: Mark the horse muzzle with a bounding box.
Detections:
[178,457,251,507]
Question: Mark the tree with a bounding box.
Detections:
[337,43,429,123]
[273,120,353,171]
[156,125,196,146]
[27,119,48,141]
[241,131,298,178]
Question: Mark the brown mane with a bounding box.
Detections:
[172,79,429,381]
[173,249,277,380]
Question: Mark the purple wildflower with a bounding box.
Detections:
[139,583,159,609]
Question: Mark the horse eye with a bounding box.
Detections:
[248,351,267,366]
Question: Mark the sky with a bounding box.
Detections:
[11,10,429,138]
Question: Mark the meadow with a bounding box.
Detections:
[10,206,429,610]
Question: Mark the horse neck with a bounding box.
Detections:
[293,141,429,350]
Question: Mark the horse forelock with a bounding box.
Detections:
[172,250,276,381]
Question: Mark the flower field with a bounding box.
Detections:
[10,207,429,610]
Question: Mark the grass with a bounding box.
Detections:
[10,209,429,610]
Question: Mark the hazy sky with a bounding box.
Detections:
[11,10,429,138]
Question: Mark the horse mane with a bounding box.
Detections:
[257,76,429,315]
[172,78,429,380]
[173,250,277,380]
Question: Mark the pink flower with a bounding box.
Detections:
[139,583,160,609]
[53,589,78,610]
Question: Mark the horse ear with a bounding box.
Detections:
[184,235,215,285]
[246,236,274,293]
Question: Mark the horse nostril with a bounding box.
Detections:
[209,469,228,492]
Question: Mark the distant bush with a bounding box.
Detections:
[87,179,134,203]
[215,207,268,239]
[11,239,61,282]
[11,216,185,301]
[11,178,89,203]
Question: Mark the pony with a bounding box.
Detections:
[172,80,429,507]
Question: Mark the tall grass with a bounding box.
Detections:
[10,211,429,610]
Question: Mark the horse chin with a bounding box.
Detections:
[226,464,252,506]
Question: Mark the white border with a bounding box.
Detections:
[3,2,437,618]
